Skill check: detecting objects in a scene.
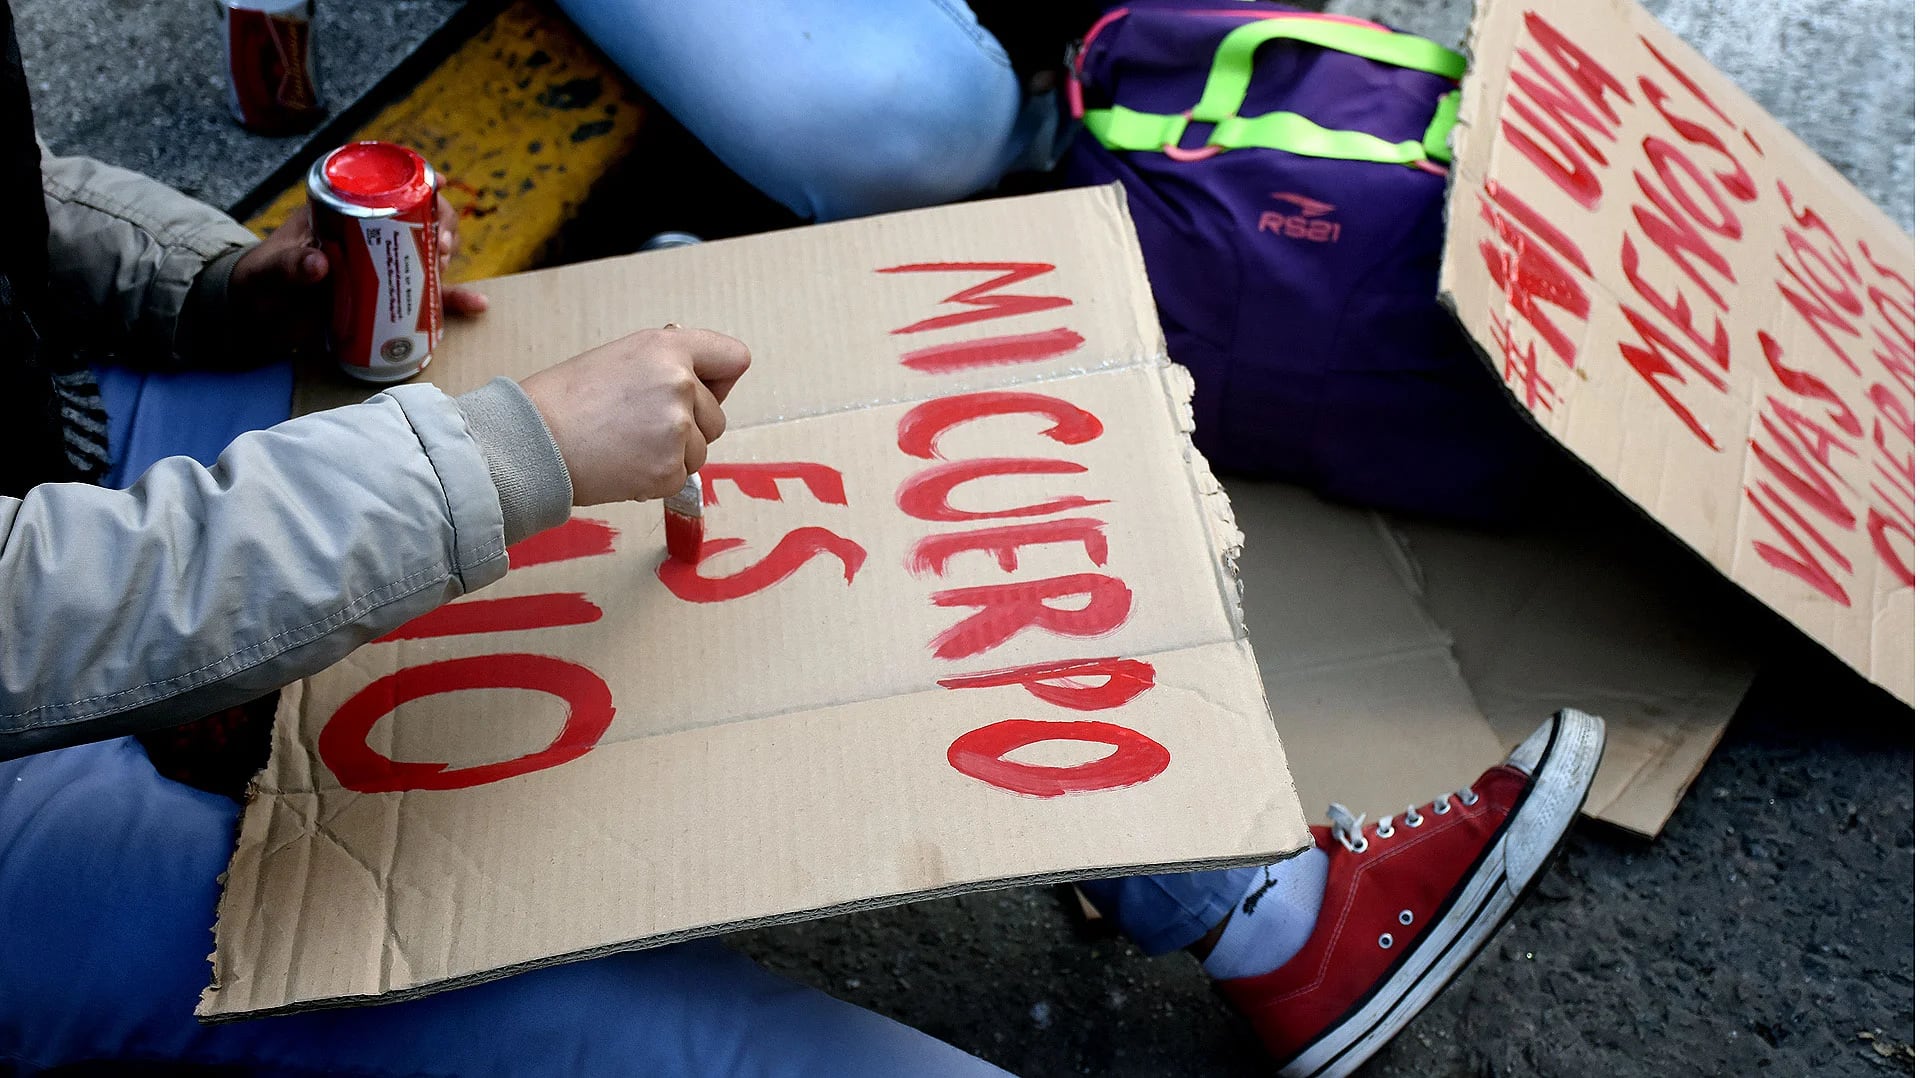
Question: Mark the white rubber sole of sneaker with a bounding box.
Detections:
[1276,709,1607,1078]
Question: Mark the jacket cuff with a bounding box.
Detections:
[175,246,251,365]
[454,377,574,547]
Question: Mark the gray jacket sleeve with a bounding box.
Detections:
[38,140,259,365]
[0,377,571,760]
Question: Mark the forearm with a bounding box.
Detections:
[0,378,569,759]
[38,142,257,365]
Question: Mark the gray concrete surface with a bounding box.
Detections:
[13,0,472,211]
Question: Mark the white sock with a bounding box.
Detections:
[1201,846,1330,980]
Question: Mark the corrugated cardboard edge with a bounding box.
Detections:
[200,359,1305,1022]
[200,678,307,1012]
[1420,4,1758,831]
[200,184,1308,1020]
[1440,0,1913,709]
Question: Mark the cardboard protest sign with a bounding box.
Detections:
[201,186,1311,1019]
[1441,0,1916,703]
[1226,477,1753,839]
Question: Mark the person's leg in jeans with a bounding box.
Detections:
[554,0,1059,221]
[0,370,1004,1075]
[0,739,1006,1076]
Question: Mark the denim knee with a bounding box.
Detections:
[764,43,1026,220]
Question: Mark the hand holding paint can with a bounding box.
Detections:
[307,141,443,383]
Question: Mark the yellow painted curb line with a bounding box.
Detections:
[246,0,645,281]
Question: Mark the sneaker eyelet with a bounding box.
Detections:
[1406,810,1424,828]
[1378,933,1393,949]
[1398,909,1414,926]
[1375,820,1394,839]
[1434,800,1451,815]
[1462,791,1480,806]
[1341,835,1368,854]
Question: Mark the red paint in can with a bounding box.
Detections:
[308,142,443,383]
[221,0,324,134]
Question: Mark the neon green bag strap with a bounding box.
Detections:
[1083,15,1465,167]
[1192,18,1464,122]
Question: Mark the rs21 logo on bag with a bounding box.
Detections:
[1258,192,1343,243]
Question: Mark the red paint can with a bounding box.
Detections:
[308,142,442,383]
[220,0,325,134]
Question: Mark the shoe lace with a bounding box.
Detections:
[1328,785,1480,853]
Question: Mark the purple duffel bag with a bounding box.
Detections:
[1062,0,1548,523]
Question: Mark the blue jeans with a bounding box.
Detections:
[555,0,1062,221]
[0,364,1250,1073]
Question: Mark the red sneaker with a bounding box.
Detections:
[1218,709,1606,1077]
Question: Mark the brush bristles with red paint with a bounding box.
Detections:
[664,473,704,563]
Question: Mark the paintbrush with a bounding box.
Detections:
[664,473,704,563]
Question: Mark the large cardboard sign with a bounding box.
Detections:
[201,187,1311,1019]
[1441,0,1916,703]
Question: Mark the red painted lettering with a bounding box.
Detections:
[1783,230,1866,316]
[1483,180,1594,275]
[1867,509,1917,587]
[898,328,1087,373]
[1510,51,1617,166]
[1860,240,1917,296]
[1502,97,1606,211]
[507,516,618,569]
[1747,484,1853,605]
[1766,396,1861,485]
[909,518,1109,576]
[1871,382,1915,446]
[703,462,848,506]
[1644,136,1742,239]
[1775,186,1867,376]
[937,656,1156,712]
[1751,411,1856,530]
[1639,37,1736,129]
[378,593,603,643]
[1638,75,1757,203]
[1527,13,1632,125]
[1631,141,1736,311]
[657,530,866,603]
[946,719,1170,797]
[879,262,1072,334]
[898,459,1108,522]
[1499,13,1632,210]
[1477,213,1592,367]
[319,654,615,793]
[897,391,1104,461]
[928,573,1133,660]
[1491,312,1559,411]
[1616,302,1724,448]
[1621,233,1732,379]
[1759,332,1863,437]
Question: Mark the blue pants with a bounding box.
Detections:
[555,0,1062,221]
[1,361,1254,1073]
